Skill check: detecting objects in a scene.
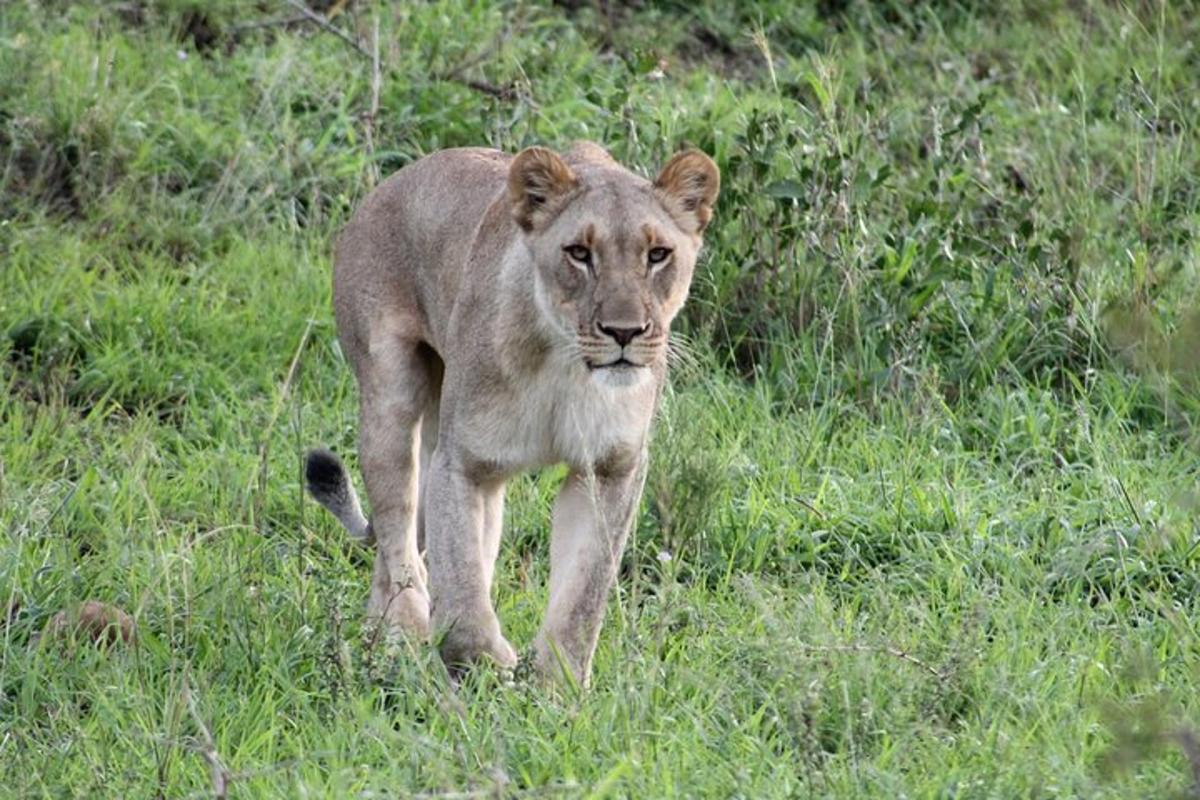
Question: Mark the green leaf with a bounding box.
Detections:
[765,180,805,200]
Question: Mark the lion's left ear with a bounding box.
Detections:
[653,150,720,235]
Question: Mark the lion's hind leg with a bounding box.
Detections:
[357,334,439,639]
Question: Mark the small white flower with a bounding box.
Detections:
[656,550,672,563]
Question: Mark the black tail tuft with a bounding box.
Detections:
[305,447,350,505]
[304,447,372,542]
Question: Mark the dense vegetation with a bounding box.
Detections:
[2,1,1198,796]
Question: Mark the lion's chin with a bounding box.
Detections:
[588,361,649,389]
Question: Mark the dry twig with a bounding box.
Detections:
[183,679,232,799]
[228,14,309,34]
[363,14,382,188]
[434,26,521,101]
[458,78,518,101]
[409,781,580,799]
[252,318,314,525]
[274,5,519,102]
[282,0,370,59]
[795,642,948,681]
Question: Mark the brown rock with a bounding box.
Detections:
[48,601,136,646]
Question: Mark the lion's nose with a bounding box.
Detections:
[598,322,650,347]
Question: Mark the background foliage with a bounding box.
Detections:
[2,1,1198,797]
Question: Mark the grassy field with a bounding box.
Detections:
[2,0,1199,796]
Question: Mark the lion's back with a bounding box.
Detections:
[332,148,512,356]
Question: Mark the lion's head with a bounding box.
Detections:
[508,142,719,388]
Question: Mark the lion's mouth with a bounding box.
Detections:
[587,357,643,370]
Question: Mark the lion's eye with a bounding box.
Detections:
[564,245,592,266]
[647,247,672,266]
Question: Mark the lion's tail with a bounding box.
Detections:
[303,448,374,545]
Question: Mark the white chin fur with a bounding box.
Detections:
[591,365,649,390]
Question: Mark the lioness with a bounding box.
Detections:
[305,141,718,685]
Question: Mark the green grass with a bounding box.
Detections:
[2,1,1199,797]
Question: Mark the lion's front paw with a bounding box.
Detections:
[367,583,431,639]
[532,632,591,689]
[437,617,518,677]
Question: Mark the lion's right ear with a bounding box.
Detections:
[508,147,579,231]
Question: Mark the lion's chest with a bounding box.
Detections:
[469,369,654,473]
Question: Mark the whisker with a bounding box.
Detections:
[557,340,585,365]
[667,331,701,373]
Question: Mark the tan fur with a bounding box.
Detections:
[329,142,718,685]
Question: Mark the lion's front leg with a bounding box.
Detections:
[535,458,646,687]
[424,448,517,673]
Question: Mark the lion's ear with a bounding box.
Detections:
[508,147,579,231]
[653,149,720,235]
